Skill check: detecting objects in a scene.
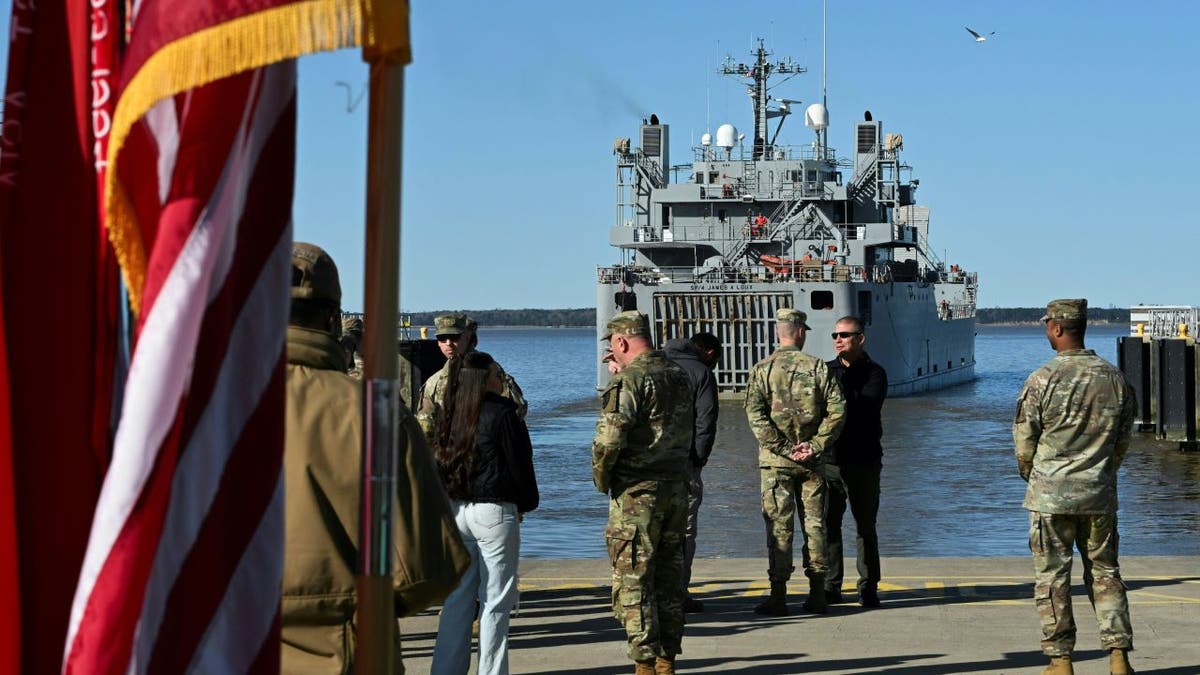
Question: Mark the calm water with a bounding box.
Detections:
[474,325,1200,559]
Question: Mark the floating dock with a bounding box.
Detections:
[1119,305,1199,450]
[399,556,1199,674]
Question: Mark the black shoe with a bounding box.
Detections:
[825,589,844,605]
[801,598,828,614]
[754,595,789,617]
[860,588,880,608]
[683,596,705,613]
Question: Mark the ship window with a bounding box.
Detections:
[810,291,834,310]
[933,364,938,373]
[948,361,952,370]
[918,367,923,376]
[806,169,817,182]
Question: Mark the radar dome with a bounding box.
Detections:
[716,124,738,148]
[804,104,828,131]
[701,133,712,146]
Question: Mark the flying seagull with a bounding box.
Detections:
[965,26,995,43]
[334,81,366,113]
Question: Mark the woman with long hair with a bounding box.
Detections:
[431,351,538,675]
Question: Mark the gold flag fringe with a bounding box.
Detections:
[106,0,411,315]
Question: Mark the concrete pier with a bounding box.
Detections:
[399,556,1199,674]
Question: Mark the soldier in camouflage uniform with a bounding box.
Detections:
[745,308,845,617]
[416,313,527,449]
[1014,299,1137,675]
[593,311,694,675]
[340,315,364,379]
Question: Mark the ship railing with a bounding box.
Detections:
[596,266,624,284]
[937,301,977,321]
[600,262,974,287]
[1129,306,1200,338]
[692,144,840,163]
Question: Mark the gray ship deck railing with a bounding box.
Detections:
[690,143,839,163]
[1129,306,1199,339]
[597,264,979,289]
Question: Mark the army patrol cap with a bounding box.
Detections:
[291,243,341,304]
[600,311,650,340]
[1040,298,1088,322]
[776,307,812,330]
[434,313,469,337]
[341,316,364,338]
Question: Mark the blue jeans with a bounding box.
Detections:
[432,500,521,675]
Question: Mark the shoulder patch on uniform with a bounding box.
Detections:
[602,381,621,414]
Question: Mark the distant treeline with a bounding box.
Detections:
[406,308,595,327]
[977,308,1129,324]
[399,307,1130,327]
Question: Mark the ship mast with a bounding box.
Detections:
[720,39,804,160]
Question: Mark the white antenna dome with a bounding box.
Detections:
[716,124,738,149]
[804,103,829,131]
[701,132,712,146]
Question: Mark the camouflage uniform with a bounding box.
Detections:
[415,313,527,448]
[745,310,845,587]
[593,312,694,662]
[340,316,364,379]
[1014,299,1137,658]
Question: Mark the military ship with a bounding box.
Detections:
[596,39,977,397]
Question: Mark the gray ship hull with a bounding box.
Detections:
[596,277,975,398]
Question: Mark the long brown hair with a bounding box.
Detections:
[435,351,495,498]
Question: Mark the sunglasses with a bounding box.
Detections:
[831,331,862,339]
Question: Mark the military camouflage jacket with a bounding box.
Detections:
[745,345,846,469]
[415,357,526,449]
[1013,349,1136,514]
[592,350,693,494]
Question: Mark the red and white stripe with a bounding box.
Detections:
[63,61,296,674]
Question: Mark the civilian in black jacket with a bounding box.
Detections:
[432,352,538,674]
[663,333,720,613]
[826,316,887,608]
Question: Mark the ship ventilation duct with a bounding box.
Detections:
[640,120,669,185]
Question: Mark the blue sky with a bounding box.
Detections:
[5,1,1199,311]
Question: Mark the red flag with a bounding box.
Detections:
[0,260,16,675]
[61,0,409,672]
[0,0,120,671]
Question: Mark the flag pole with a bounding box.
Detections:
[357,54,406,674]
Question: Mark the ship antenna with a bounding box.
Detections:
[822,0,828,158]
[705,53,711,137]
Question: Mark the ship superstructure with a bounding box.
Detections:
[596,39,977,396]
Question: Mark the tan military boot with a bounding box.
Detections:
[1042,655,1073,675]
[635,659,656,675]
[654,655,676,675]
[1109,648,1134,674]
[753,580,788,616]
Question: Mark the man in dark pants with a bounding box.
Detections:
[825,315,887,608]
[663,332,721,613]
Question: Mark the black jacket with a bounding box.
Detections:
[460,393,539,513]
[826,352,887,465]
[664,338,719,467]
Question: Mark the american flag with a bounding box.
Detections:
[63,62,297,674]
[59,0,409,670]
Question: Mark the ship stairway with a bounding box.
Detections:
[634,154,665,189]
[741,160,758,195]
[720,202,837,267]
[850,154,878,202]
